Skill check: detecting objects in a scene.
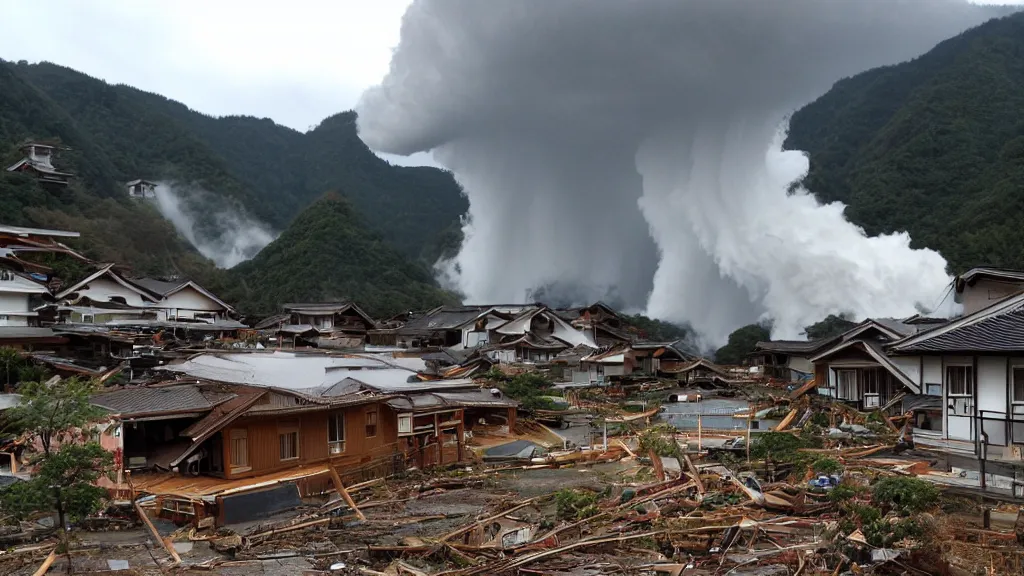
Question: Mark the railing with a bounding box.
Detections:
[977,410,1024,447]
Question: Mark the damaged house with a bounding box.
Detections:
[809,318,926,412]
[254,301,377,349]
[52,264,236,325]
[94,352,517,499]
[750,337,840,381]
[575,342,693,385]
[379,304,598,363]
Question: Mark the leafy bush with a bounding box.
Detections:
[555,489,599,520]
[872,477,940,514]
[502,372,556,411]
[812,457,843,476]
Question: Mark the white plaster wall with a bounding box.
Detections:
[948,415,973,441]
[159,287,225,319]
[788,356,813,375]
[0,292,29,313]
[978,356,1007,414]
[922,356,942,391]
[605,365,625,377]
[891,356,921,387]
[75,277,148,307]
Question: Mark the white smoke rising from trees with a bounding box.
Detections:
[357,0,1007,344]
[154,183,276,268]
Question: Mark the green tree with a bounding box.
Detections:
[1,377,111,571]
[0,346,24,389]
[802,314,857,341]
[714,323,771,365]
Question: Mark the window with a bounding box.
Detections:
[1013,368,1024,404]
[947,365,973,396]
[229,429,249,469]
[398,413,413,434]
[838,370,857,400]
[279,426,299,460]
[925,383,941,397]
[328,413,346,454]
[365,408,378,438]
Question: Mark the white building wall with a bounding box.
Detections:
[158,287,226,320]
[977,356,1007,415]
[788,356,813,375]
[922,357,942,394]
[75,277,149,307]
[891,356,921,388]
[0,292,29,314]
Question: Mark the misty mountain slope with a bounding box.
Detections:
[0,60,217,279]
[225,192,459,318]
[786,12,1024,273]
[8,61,468,264]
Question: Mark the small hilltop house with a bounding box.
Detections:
[5,143,73,186]
[126,179,157,199]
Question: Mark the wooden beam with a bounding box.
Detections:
[31,550,56,576]
[134,500,181,565]
[328,464,366,521]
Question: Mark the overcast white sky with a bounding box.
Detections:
[0,1,1020,143]
[0,0,412,132]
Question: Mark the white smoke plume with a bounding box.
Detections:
[358,0,1010,344]
[153,183,276,268]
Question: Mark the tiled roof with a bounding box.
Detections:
[754,338,837,355]
[92,384,235,417]
[894,308,1024,353]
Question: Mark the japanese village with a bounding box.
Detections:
[4,4,1024,576]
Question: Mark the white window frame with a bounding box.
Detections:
[328,413,346,455]
[397,413,413,435]
[946,364,973,397]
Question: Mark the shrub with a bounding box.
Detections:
[812,457,843,476]
[872,476,939,514]
[555,489,600,520]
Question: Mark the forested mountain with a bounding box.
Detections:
[7,61,468,263]
[225,193,458,317]
[0,58,465,316]
[786,12,1024,273]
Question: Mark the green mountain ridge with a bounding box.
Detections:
[785,11,1024,273]
[225,192,459,317]
[0,59,464,315]
[8,61,468,263]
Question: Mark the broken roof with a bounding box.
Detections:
[0,224,80,239]
[92,384,236,418]
[955,267,1024,292]
[753,337,838,355]
[400,306,504,332]
[387,388,518,412]
[282,301,375,323]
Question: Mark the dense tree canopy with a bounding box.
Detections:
[786,12,1024,274]
[226,193,459,318]
[802,314,858,341]
[714,323,771,365]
